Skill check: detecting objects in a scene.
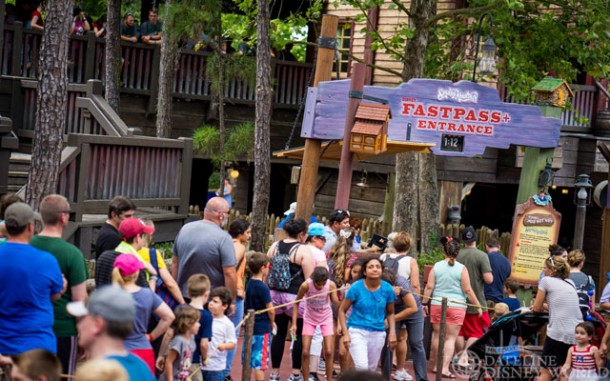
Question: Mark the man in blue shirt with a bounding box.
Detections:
[68,286,156,381]
[0,202,65,355]
[483,237,511,303]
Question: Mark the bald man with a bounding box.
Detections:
[172,197,236,312]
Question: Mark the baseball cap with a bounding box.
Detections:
[3,202,41,227]
[461,226,477,243]
[67,285,135,323]
[114,253,144,276]
[308,222,326,237]
[284,202,297,216]
[118,217,154,239]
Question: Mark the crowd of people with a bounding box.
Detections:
[1,191,610,381]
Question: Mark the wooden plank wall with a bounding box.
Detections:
[325,0,460,86]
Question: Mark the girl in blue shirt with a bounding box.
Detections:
[338,257,397,371]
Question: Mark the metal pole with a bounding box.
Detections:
[435,297,448,381]
[241,310,256,381]
[574,195,587,250]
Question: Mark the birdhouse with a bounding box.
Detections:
[531,77,574,108]
[350,103,391,154]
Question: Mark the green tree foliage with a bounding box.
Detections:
[332,0,610,99]
[192,121,255,167]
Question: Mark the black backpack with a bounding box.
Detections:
[267,243,301,291]
[382,254,406,275]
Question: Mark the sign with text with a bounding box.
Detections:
[301,79,562,157]
[508,198,562,284]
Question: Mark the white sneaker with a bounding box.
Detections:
[393,369,413,381]
[270,374,281,381]
[287,374,303,381]
[318,359,326,372]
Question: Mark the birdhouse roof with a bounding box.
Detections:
[532,77,574,97]
[355,102,391,121]
[352,120,384,135]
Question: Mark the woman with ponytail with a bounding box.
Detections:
[422,237,481,378]
[532,255,582,381]
[112,254,174,374]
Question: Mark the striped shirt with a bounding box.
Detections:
[538,276,582,344]
[571,344,597,371]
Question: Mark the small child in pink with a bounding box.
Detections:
[291,267,340,381]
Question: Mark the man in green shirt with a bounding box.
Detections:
[455,226,493,359]
[31,194,88,376]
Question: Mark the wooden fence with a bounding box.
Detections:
[2,22,313,109]
[191,205,512,253]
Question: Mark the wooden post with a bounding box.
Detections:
[11,22,23,77]
[334,63,365,210]
[147,45,161,116]
[597,143,610,295]
[382,172,395,235]
[241,310,256,381]
[295,15,338,220]
[84,31,97,81]
[435,297,448,381]
[515,105,561,205]
[439,181,463,224]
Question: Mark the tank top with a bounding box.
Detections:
[571,344,597,371]
[431,260,466,308]
[304,278,332,325]
[277,240,304,295]
[235,244,246,297]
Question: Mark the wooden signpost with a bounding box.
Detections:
[508,196,562,284]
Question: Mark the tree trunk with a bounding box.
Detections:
[156,0,177,138]
[393,0,439,253]
[250,0,272,252]
[25,0,73,209]
[105,0,121,112]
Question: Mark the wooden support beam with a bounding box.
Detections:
[335,63,365,210]
[598,141,610,296]
[439,181,463,224]
[295,15,338,221]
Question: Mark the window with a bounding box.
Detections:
[333,23,352,78]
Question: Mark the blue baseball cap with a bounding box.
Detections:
[308,222,326,237]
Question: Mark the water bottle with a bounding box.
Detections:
[289,333,297,351]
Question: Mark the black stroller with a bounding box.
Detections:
[464,309,548,381]
[465,309,607,381]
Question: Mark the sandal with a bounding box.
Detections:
[442,373,456,379]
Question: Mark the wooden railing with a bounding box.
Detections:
[58,133,193,222]
[503,84,597,131]
[2,22,313,108]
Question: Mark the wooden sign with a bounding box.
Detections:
[301,79,562,157]
[508,197,562,284]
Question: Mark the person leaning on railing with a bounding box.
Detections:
[120,13,140,44]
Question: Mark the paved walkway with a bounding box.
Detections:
[228,336,459,381]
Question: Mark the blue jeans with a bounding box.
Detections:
[202,370,225,381]
[224,298,244,378]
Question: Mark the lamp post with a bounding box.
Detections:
[573,173,593,250]
[472,13,497,82]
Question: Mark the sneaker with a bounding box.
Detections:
[393,369,413,381]
[319,359,326,372]
[225,376,232,381]
[308,374,320,381]
[287,374,303,381]
[270,374,281,381]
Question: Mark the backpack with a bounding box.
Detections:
[576,275,595,313]
[267,243,301,291]
[382,254,406,276]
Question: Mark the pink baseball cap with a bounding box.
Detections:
[118,217,154,239]
[113,253,144,276]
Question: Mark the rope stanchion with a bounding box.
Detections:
[435,297,448,381]
[234,285,347,330]
[241,309,256,381]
